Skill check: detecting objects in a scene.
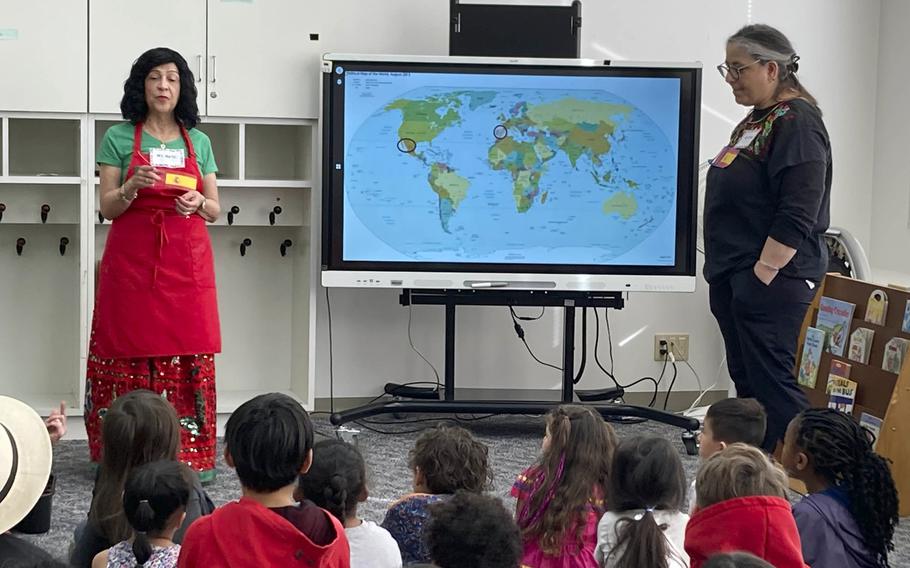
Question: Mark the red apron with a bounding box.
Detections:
[92,123,221,358]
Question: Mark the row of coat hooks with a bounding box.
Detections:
[9,237,70,256]
[240,238,293,257]
[0,203,54,224]
[96,206,284,225]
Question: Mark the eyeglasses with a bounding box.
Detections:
[716,59,762,80]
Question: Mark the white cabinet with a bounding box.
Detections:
[89,0,207,115]
[0,0,88,112]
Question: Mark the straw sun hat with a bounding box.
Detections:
[0,396,52,534]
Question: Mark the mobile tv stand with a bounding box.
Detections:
[329,289,700,442]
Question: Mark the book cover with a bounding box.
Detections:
[798,327,825,388]
[864,289,889,326]
[859,412,883,449]
[883,337,910,374]
[816,297,856,357]
[848,328,874,365]
[827,377,858,414]
[903,300,910,334]
[825,359,852,393]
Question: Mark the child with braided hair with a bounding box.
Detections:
[782,408,899,568]
[512,405,617,568]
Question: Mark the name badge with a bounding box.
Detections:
[733,128,760,149]
[710,146,740,169]
[149,148,186,168]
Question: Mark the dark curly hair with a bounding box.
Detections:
[297,439,365,523]
[793,409,898,567]
[409,425,491,494]
[606,436,687,568]
[426,491,522,568]
[120,47,200,128]
[517,405,617,556]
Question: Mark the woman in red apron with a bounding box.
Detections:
[87,48,222,482]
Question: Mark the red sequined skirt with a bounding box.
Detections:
[85,349,217,481]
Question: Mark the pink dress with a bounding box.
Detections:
[511,467,604,568]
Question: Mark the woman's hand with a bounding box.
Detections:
[126,165,161,197]
[753,261,778,286]
[45,401,67,444]
[176,190,205,216]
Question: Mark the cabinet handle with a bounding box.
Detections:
[196,55,204,83]
[209,55,217,84]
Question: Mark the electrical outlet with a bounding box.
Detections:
[654,334,690,361]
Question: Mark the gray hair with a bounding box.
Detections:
[728,24,817,108]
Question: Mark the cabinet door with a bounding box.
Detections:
[206,0,332,119]
[89,0,207,115]
[0,0,88,112]
[319,0,448,56]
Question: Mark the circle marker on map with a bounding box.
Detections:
[397,138,417,153]
[493,125,508,140]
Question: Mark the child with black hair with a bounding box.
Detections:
[782,408,899,568]
[92,460,189,567]
[298,439,401,568]
[690,398,767,513]
[382,425,491,565]
[513,405,617,568]
[177,393,349,567]
[425,491,522,568]
[595,436,689,568]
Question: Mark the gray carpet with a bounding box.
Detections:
[15,415,910,565]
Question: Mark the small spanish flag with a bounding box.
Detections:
[711,146,740,169]
[165,173,198,190]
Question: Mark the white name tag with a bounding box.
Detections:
[149,148,186,168]
[734,128,760,149]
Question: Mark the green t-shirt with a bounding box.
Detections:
[97,122,218,183]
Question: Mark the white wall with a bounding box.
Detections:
[312,0,884,402]
[871,0,910,282]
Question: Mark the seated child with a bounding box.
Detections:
[381,425,491,565]
[782,408,899,568]
[71,390,214,568]
[178,393,349,567]
[425,491,522,568]
[92,460,189,568]
[703,552,774,568]
[595,436,689,568]
[690,398,766,513]
[513,405,617,568]
[684,443,807,568]
[298,439,401,568]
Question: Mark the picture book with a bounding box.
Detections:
[825,359,852,392]
[816,297,856,357]
[883,337,910,374]
[827,377,858,414]
[798,327,825,388]
[848,328,874,365]
[859,412,883,449]
[903,299,910,334]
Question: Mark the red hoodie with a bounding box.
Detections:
[685,496,809,568]
[177,497,350,567]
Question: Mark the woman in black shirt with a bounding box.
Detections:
[705,24,831,450]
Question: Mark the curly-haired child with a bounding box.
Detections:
[513,405,617,568]
[782,408,899,568]
[381,424,491,564]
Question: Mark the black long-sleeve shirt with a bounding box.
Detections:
[703,98,831,284]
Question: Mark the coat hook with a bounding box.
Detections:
[269,206,282,226]
[227,205,240,226]
[0,203,5,223]
[98,210,105,224]
[280,239,293,257]
[59,237,69,256]
[240,238,252,257]
[16,237,26,256]
[40,204,50,224]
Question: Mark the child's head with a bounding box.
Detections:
[605,436,687,568]
[781,408,898,565]
[703,552,774,568]
[699,398,766,459]
[123,460,190,564]
[225,392,314,493]
[517,405,617,556]
[297,439,366,523]
[90,390,181,541]
[695,443,787,510]
[409,425,491,494]
[426,491,522,568]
